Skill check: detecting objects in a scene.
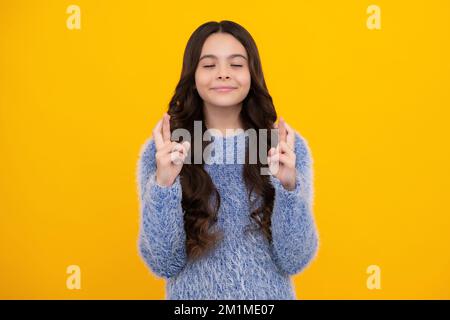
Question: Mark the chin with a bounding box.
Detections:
[208,100,243,108]
[206,95,245,107]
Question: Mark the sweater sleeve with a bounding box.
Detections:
[268,131,319,276]
[136,137,187,279]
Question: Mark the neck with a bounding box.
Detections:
[203,102,244,136]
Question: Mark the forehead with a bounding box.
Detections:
[200,33,247,58]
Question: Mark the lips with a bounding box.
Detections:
[211,86,237,92]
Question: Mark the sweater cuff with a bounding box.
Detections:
[269,172,302,203]
[144,173,182,204]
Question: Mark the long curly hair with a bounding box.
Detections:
[167,20,278,262]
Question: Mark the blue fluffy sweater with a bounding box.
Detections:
[136,129,319,300]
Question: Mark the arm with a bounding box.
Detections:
[136,137,187,279]
[269,132,319,275]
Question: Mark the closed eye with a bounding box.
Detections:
[203,64,243,68]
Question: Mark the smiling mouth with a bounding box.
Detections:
[211,87,237,92]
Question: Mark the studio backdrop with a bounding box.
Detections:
[0,0,449,299]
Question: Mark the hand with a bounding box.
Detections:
[153,112,191,187]
[268,116,297,191]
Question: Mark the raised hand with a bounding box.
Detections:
[268,116,297,191]
[153,112,191,187]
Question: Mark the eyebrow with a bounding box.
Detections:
[199,54,248,61]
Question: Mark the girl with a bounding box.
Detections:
[136,20,319,300]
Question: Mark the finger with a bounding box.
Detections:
[153,119,164,150]
[171,143,184,155]
[162,113,171,143]
[284,121,295,150]
[279,140,295,157]
[181,141,191,154]
[169,141,190,163]
[267,147,275,165]
[170,141,190,157]
[279,116,287,143]
[160,140,179,155]
[278,153,295,167]
[171,150,186,165]
[268,155,279,175]
[270,153,294,167]
[178,142,191,157]
[270,153,279,164]
[170,150,182,165]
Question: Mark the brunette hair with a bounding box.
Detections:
[167,20,278,261]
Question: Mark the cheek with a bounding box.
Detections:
[195,70,211,88]
[194,70,213,99]
[236,71,251,90]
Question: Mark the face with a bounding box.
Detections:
[195,32,251,108]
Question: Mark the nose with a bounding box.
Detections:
[217,64,231,80]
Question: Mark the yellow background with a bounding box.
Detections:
[1,0,449,299]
